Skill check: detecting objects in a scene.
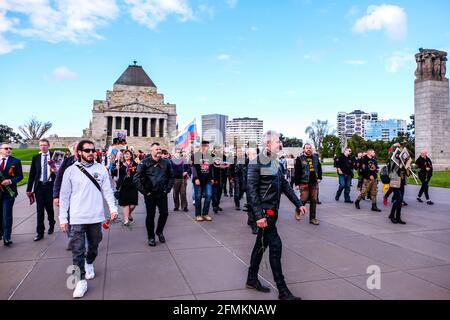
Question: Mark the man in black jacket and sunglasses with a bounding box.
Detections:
[134,142,174,247]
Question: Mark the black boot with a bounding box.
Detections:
[278,287,302,300]
[246,279,270,293]
[389,213,398,224]
[371,204,382,212]
[355,200,361,210]
[396,215,406,224]
[251,225,258,235]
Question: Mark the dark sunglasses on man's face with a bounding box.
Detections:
[82,148,96,154]
[1,147,12,150]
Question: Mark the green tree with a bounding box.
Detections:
[321,134,340,158]
[0,124,22,143]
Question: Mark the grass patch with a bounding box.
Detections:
[408,171,450,189]
[323,171,450,188]
[12,148,68,161]
[17,172,29,187]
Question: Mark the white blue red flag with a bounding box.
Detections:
[175,119,198,149]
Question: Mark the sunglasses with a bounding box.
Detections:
[1,147,12,150]
[82,148,96,153]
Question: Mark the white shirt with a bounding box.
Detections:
[40,152,51,182]
[0,156,9,173]
[59,161,117,225]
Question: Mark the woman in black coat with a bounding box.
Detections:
[112,150,139,226]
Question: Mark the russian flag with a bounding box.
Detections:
[175,119,198,149]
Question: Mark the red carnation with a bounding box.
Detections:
[266,209,275,216]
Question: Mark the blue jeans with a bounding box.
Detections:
[0,194,15,241]
[194,182,212,216]
[336,175,352,202]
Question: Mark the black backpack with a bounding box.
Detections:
[380,162,391,184]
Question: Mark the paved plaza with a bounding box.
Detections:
[1,177,450,300]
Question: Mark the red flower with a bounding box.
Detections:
[266,209,275,216]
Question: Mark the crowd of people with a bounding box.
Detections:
[0,134,437,299]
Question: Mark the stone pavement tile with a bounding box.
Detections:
[350,214,448,233]
[156,295,197,300]
[228,245,337,285]
[411,230,450,246]
[281,221,362,243]
[41,231,109,259]
[107,225,168,254]
[330,235,448,270]
[171,247,249,294]
[0,260,35,300]
[287,278,379,300]
[199,223,257,247]
[345,271,450,300]
[165,225,221,250]
[287,240,396,277]
[0,233,55,263]
[372,233,450,263]
[196,288,279,300]
[325,216,397,235]
[104,251,192,300]
[12,216,57,235]
[11,256,107,300]
[406,265,450,290]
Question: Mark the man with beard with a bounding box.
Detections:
[294,144,322,225]
[335,148,355,203]
[355,149,382,212]
[246,130,307,300]
[191,141,214,221]
[134,142,174,246]
[59,140,118,298]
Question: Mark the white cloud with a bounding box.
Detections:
[0,10,24,54]
[198,3,215,19]
[251,26,258,32]
[217,54,230,60]
[0,0,119,44]
[125,0,193,29]
[385,51,414,73]
[225,0,238,9]
[52,66,77,81]
[345,60,367,65]
[352,4,407,40]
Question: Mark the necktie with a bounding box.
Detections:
[43,154,48,183]
[0,158,5,172]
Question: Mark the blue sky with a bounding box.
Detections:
[1,0,449,142]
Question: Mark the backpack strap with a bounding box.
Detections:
[76,164,101,193]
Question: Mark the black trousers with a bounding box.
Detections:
[35,182,55,236]
[248,216,287,290]
[234,176,244,207]
[418,174,430,200]
[145,193,169,239]
[389,188,403,220]
[212,181,223,209]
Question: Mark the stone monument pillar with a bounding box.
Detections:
[414,48,450,170]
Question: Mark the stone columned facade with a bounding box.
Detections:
[84,63,177,152]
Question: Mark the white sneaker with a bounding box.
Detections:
[85,262,95,280]
[73,280,88,298]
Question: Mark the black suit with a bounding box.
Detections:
[27,152,56,236]
[0,156,23,241]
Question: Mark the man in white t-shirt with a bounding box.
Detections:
[59,140,118,299]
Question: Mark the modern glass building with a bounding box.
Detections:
[364,119,407,142]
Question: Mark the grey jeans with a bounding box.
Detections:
[71,223,102,280]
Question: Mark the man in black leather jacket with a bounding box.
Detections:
[134,142,174,247]
[246,130,307,300]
